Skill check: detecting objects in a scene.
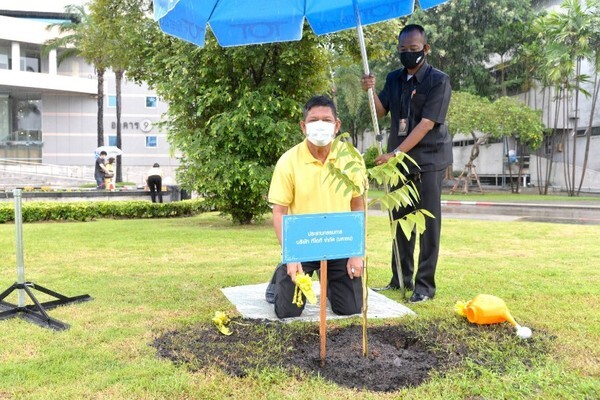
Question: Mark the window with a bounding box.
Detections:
[0,95,8,141]
[108,95,117,108]
[0,45,9,69]
[146,96,157,108]
[20,50,40,72]
[108,135,117,146]
[0,96,43,162]
[146,136,157,148]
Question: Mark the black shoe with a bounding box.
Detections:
[409,293,432,303]
[265,282,276,304]
[372,284,400,292]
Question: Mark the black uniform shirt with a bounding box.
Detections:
[378,62,453,172]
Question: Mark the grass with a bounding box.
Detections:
[0,213,598,399]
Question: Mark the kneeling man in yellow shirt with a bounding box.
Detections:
[267,95,365,319]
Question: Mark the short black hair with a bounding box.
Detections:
[302,95,337,120]
[153,163,160,168]
[399,24,427,43]
[100,151,107,156]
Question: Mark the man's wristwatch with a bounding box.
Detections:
[393,148,401,157]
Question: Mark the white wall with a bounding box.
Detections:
[0,1,87,14]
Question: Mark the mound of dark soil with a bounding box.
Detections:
[153,319,549,392]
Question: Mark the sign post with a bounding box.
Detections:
[282,211,365,366]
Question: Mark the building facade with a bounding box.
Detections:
[0,0,179,188]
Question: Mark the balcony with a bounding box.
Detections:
[0,68,97,95]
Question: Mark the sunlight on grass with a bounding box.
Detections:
[0,212,598,398]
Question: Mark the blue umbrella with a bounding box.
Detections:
[153,0,447,143]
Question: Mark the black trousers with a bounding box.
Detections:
[271,259,363,319]
[389,168,445,297]
[147,175,162,203]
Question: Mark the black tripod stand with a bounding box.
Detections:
[0,189,92,330]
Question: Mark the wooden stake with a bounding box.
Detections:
[320,259,327,367]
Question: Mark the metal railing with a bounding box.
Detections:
[0,159,94,189]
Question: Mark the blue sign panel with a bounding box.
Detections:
[282,211,365,263]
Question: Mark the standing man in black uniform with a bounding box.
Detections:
[361,24,452,303]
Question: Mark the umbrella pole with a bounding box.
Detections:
[353,5,406,301]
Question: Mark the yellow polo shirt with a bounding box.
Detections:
[268,139,365,215]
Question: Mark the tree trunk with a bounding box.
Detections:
[500,54,506,97]
[571,58,581,196]
[545,86,560,195]
[115,69,124,183]
[562,87,572,195]
[536,86,546,194]
[97,67,105,147]
[577,71,599,195]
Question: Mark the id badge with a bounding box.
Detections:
[398,118,408,137]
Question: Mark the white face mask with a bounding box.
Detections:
[305,120,335,147]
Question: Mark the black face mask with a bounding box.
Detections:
[399,49,425,70]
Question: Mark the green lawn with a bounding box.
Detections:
[0,213,598,399]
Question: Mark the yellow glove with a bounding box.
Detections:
[212,311,232,335]
[292,272,317,307]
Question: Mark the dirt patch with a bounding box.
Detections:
[153,318,550,392]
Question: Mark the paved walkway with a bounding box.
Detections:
[369,198,600,225]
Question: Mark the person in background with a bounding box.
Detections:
[104,157,116,191]
[146,162,163,203]
[361,24,452,303]
[266,95,366,319]
[94,151,109,190]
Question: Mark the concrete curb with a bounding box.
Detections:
[441,200,600,210]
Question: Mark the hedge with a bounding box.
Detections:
[0,199,209,223]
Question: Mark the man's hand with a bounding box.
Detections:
[361,74,376,91]
[286,262,303,283]
[347,257,364,279]
[374,152,395,166]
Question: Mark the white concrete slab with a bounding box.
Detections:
[221,282,415,322]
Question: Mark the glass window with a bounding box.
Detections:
[108,135,117,146]
[146,96,157,108]
[0,96,43,162]
[15,100,42,141]
[146,136,157,148]
[108,95,117,108]
[20,50,40,72]
[0,45,9,69]
[0,95,9,141]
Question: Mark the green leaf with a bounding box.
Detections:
[398,219,414,240]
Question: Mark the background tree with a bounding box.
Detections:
[447,92,544,193]
[90,0,151,182]
[44,5,108,147]
[578,0,600,194]
[334,64,370,146]
[123,17,330,223]
[408,0,538,98]
[535,0,596,196]
[492,96,545,192]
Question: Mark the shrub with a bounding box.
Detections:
[362,145,382,170]
[0,199,208,223]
